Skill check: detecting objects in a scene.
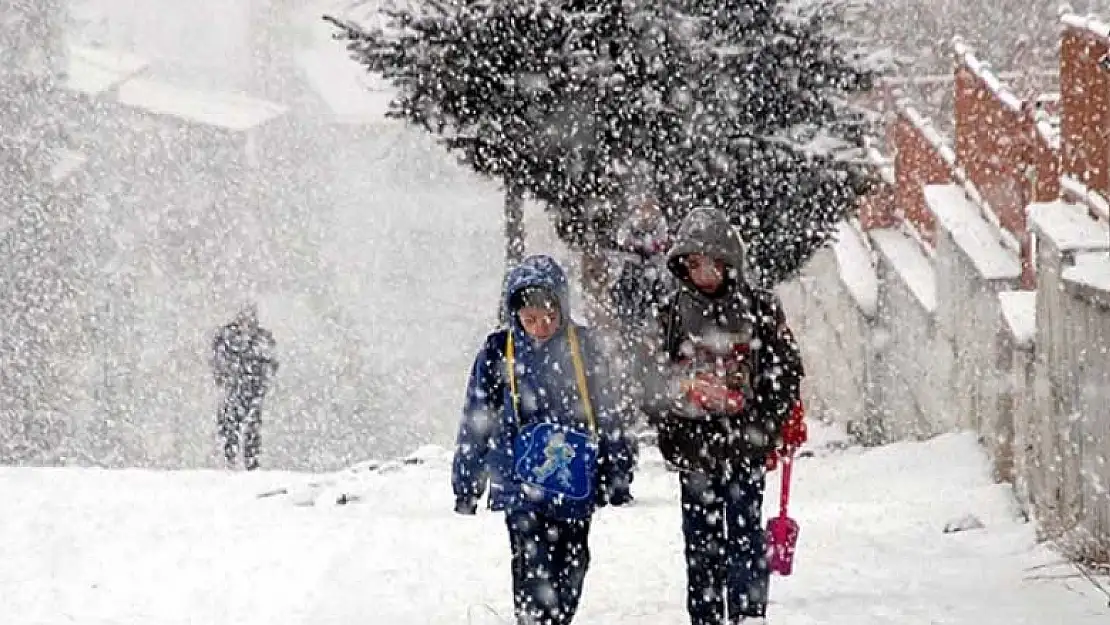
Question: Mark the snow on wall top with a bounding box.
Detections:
[65,44,149,96]
[115,78,288,131]
[1028,200,1110,252]
[1060,9,1110,41]
[898,101,1022,254]
[1059,176,1110,221]
[832,220,879,317]
[870,227,937,313]
[998,290,1036,349]
[924,184,1021,281]
[952,37,1022,113]
[899,103,957,167]
[1062,252,1110,301]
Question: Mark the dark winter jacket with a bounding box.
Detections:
[610,254,667,328]
[212,315,278,393]
[640,208,804,475]
[452,255,634,515]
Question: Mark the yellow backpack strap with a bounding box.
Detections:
[567,325,597,435]
[506,332,520,417]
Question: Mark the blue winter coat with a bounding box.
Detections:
[452,255,634,517]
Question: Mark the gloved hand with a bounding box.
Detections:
[683,374,744,415]
[782,400,808,448]
[766,400,807,471]
[454,496,478,516]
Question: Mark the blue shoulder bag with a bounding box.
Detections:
[507,325,599,519]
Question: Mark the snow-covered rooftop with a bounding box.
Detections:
[115,78,288,131]
[65,43,149,96]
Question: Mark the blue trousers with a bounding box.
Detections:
[506,511,592,625]
[680,462,769,625]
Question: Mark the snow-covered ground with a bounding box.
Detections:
[4,424,1107,625]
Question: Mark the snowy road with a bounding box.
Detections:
[3,424,1106,625]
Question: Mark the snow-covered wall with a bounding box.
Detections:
[870,226,954,440]
[926,183,1023,476]
[1027,202,1110,558]
[788,191,1110,560]
[778,225,877,433]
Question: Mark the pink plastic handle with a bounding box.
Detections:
[779,452,793,516]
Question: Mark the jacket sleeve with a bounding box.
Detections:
[637,286,686,423]
[753,291,805,441]
[451,332,507,511]
[579,329,635,500]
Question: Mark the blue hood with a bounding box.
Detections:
[502,254,571,330]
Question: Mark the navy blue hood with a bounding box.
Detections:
[502,254,571,331]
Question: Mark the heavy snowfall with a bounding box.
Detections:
[2,1,1110,624]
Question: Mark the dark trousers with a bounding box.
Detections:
[506,511,592,625]
[218,388,265,470]
[680,462,769,625]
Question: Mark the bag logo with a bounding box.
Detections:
[534,431,576,487]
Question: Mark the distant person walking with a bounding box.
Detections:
[211,305,278,470]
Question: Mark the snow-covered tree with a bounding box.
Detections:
[328,0,878,286]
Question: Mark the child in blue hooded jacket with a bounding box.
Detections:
[453,254,635,625]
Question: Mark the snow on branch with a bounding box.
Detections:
[952,37,1022,114]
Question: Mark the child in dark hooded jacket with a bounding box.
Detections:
[640,208,806,625]
[452,254,635,625]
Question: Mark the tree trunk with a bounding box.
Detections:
[504,186,525,267]
[499,187,526,326]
